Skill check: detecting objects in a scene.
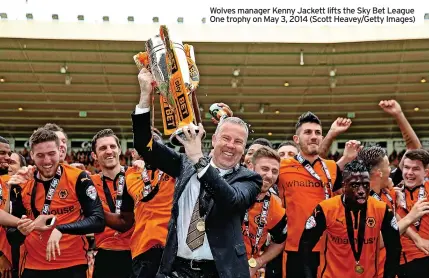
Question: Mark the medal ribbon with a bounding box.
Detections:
[296,153,333,200]
[345,205,367,269]
[243,192,271,255]
[102,166,126,214]
[141,168,164,202]
[400,185,425,230]
[31,166,62,217]
[370,189,395,212]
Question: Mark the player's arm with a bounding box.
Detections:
[379,100,421,150]
[103,183,134,233]
[0,210,21,227]
[319,118,352,158]
[380,206,401,278]
[396,211,429,255]
[55,172,105,235]
[336,140,361,171]
[399,199,429,234]
[6,185,28,246]
[256,214,287,267]
[298,205,327,278]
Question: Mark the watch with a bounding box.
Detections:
[194,156,210,171]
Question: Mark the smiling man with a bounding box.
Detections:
[396,149,429,277]
[298,160,401,278]
[43,124,68,163]
[277,112,345,278]
[358,146,429,278]
[6,128,105,278]
[132,68,262,278]
[90,129,135,278]
[0,136,11,176]
[244,146,287,277]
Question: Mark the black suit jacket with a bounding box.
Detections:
[132,111,262,278]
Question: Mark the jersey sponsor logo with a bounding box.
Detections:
[330,235,377,245]
[25,205,75,216]
[86,185,97,200]
[305,215,317,230]
[282,180,327,188]
[50,205,75,215]
[58,189,68,199]
[391,216,399,230]
[366,217,376,228]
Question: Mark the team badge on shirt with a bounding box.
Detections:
[391,216,399,230]
[86,185,97,200]
[366,217,376,228]
[58,189,68,199]
[305,215,317,230]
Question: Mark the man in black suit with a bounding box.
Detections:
[131,68,262,278]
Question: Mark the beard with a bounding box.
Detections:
[0,167,8,175]
[299,142,319,156]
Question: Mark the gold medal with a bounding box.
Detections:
[248,258,257,268]
[355,264,364,274]
[196,221,205,232]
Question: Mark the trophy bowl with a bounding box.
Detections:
[169,123,206,147]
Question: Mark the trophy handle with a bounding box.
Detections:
[191,91,202,125]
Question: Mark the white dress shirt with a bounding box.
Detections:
[134,105,228,260]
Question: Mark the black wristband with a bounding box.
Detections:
[194,156,210,171]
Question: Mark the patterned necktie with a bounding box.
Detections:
[186,198,205,251]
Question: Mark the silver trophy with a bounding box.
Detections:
[145,35,192,107]
[142,26,204,147]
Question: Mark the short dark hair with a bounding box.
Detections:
[295,112,322,132]
[357,146,387,173]
[0,136,9,145]
[91,129,121,153]
[29,128,59,149]
[404,149,429,168]
[249,138,273,149]
[251,146,281,164]
[12,152,27,167]
[342,160,370,181]
[43,123,68,140]
[277,141,299,150]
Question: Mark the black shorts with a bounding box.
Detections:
[92,249,132,278]
[398,256,429,278]
[21,264,88,278]
[286,251,319,278]
[130,247,164,278]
